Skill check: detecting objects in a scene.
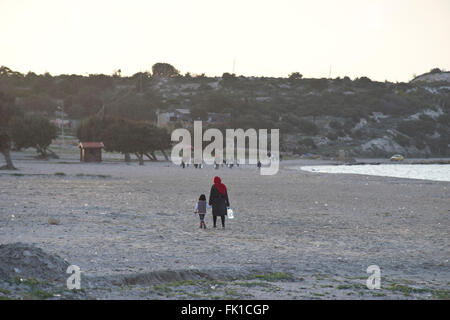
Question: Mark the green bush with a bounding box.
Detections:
[298,138,317,149]
[352,129,363,139]
[437,114,450,125]
[394,134,410,147]
[327,132,338,141]
[329,120,342,130]
[297,119,319,135]
[397,118,435,137]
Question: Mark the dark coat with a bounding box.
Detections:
[209,185,230,217]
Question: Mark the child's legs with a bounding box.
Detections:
[199,214,205,224]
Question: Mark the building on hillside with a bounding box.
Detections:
[156,108,192,128]
[156,109,231,128]
[207,112,231,123]
[78,142,104,162]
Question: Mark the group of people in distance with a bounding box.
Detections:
[180,152,281,170]
[180,159,240,169]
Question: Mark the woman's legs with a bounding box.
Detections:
[213,215,225,228]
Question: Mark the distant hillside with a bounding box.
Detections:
[0,65,449,158]
[412,69,450,83]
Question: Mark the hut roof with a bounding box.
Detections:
[78,142,104,149]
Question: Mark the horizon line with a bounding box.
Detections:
[2,64,448,83]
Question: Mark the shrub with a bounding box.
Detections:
[415,139,426,149]
[298,138,317,149]
[297,119,319,135]
[327,132,338,140]
[429,68,442,74]
[329,120,342,130]
[437,114,450,125]
[352,129,363,139]
[395,134,410,147]
[48,218,60,225]
[397,118,435,137]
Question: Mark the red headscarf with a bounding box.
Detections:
[213,176,227,195]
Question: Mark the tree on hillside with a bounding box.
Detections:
[102,119,159,165]
[86,74,115,90]
[309,78,329,91]
[221,72,237,87]
[9,113,58,158]
[288,72,303,80]
[0,91,21,169]
[76,115,114,142]
[397,118,436,137]
[151,127,171,161]
[132,71,151,93]
[112,69,122,78]
[430,68,442,74]
[31,72,55,95]
[108,93,158,122]
[76,113,133,159]
[297,119,319,135]
[72,86,103,118]
[197,93,234,113]
[356,76,373,87]
[190,105,208,121]
[0,66,16,77]
[101,118,134,160]
[16,94,57,115]
[152,63,179,78]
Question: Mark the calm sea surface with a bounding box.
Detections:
[297,164,450,182]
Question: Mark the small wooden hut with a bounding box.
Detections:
[78,142,104,162]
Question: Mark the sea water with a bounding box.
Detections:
[298,164,450,182]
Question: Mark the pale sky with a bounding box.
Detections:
[1,0,449,82]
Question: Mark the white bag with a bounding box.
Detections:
[227,207,234,219]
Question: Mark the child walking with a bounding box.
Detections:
[194,194,211,229]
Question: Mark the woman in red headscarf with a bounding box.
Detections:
[209,176,230,228]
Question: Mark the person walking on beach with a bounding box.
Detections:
[209,176,230,229]
[194,194,210,229]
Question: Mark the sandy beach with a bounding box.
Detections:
[0,156,449,299]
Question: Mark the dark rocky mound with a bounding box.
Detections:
[0,243,70,282]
